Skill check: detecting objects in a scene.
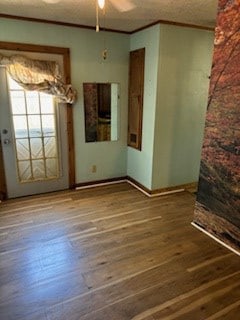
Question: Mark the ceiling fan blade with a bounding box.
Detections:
[110,0,136,12]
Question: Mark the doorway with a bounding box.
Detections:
[0,42,75,199]
[0,68,69,198]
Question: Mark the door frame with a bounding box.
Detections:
[0,41,75,199]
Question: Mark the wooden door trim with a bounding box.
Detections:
[0,142,7,200]
[128,47,145,150]
[0,41,75,192]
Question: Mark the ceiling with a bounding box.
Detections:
[0,0,218,33]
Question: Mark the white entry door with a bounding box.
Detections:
[0,67,69,198]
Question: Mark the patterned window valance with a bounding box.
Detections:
[0,54,77,104]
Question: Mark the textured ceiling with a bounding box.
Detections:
[0,0,218,32]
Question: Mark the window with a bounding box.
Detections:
[7,75,60,182]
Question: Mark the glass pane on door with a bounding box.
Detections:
[7,75,60,183]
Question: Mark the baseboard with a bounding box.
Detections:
[126,176,151,195]
[75,176,197,198]
[151,182,198,195]
[191,222,240,257]
[127,176,198,197]
[75,176,128,190]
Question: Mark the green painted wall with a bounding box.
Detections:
[152,25,214,189]
[127,24,213,191]
[0,18,214,190]
[0,18,129,183]
[127,25,160,189]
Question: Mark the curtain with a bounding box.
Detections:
[0,54,77,104]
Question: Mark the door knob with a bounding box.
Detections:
[3,139,11,145]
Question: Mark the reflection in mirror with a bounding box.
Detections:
[83,83,119,142]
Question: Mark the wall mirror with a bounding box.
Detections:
[83,83,119,142]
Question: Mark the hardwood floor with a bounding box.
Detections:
[0,182,239,320]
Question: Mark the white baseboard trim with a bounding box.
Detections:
[76,178,185,198]
[150,188,185,197]
[191,222,240,257]
[127,179,184,198]
[126,180,151,197]
[75,179,127,190]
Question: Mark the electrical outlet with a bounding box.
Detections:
[92,165,97,173]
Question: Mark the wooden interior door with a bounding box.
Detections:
[128,48,145,150]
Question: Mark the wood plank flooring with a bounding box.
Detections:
[0,182,239,320]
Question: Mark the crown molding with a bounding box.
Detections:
[0,13,215,34]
